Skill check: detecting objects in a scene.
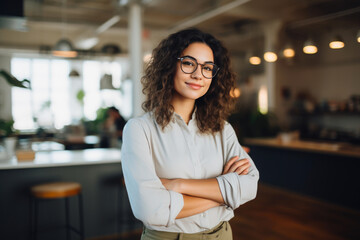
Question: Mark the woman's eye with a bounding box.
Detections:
[183,60,194,66]
[203,65,213,71]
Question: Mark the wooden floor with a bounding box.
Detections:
[94,184,360,240]
[230,184,360,240]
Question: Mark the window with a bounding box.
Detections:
[11,57,130,131]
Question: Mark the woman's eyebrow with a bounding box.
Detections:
[182,55,215,64]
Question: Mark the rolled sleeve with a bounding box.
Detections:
[168,190,184,226]
[216,171,258,209]
[217,123,260,209]
[121,119,184,227]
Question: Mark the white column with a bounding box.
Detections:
[128,2,144,117]
[263,20,281,112]
[0,55,12,120]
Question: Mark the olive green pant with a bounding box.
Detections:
[141,221,233,240]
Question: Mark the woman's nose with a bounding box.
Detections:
[191,66,203,79]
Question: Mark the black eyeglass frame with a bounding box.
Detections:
[177,56,220,79]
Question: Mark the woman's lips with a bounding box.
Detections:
[186,82,203,90]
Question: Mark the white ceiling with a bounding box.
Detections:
[0,0,359,56]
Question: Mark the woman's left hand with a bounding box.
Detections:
[223,156,251,175]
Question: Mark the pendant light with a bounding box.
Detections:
[247,50,261,65]
[52,0,77,58]
[53,39,77,58]
[264,51,278,62]
[282,44,295,58]
[303,38,318,54]
[100,74,117,90]
[69,69,80,77]
[249,55,261,65]
[230,87,241,98]
[329,35,345,49]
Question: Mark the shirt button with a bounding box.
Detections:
[202,212,206,217]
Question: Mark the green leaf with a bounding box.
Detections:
[0,69,31,89]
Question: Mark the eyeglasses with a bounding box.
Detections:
[177,56,219,79]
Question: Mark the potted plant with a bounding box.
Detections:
[0,69,31,89]
[0,119,17,157]
[0,119,15,138]
[0,70,30,157]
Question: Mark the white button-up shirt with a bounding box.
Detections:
[121,112,259,233]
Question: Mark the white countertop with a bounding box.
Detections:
[0,148,121,170]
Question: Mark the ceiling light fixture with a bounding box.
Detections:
[52,0,77,58]
[69,69,80,77]
[100,74,117,90]
[264,51,278,62]
[329,35,345,49]
[143,53,152,63]
[282,44,295,58]
[230,87,241,98]
[303,39,318,54]
[249,55,261,65]
[53,39,78,58]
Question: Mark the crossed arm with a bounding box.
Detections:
[161,156,251,219]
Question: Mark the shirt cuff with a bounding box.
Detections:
[167,190,184,226]
[216,172,239,209]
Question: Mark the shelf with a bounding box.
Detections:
[288,111,360,117]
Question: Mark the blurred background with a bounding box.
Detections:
[0,0,360,240]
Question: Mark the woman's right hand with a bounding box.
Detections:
[223,156,251,175]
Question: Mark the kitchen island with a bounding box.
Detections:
[0,148,122,169]
[245,138,360,211]
[0,148,140,240]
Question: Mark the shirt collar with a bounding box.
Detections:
[173,107,196,122]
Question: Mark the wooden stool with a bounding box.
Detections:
[30,182,84,240]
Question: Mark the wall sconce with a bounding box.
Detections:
[303,38,318,54]
[329,35,345,49]
[357,30,360,43]
[264,51,278,62]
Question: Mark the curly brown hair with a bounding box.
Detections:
[142,28,236,133]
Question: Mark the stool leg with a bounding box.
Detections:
[34,198,39,240]
[29,196,34,240]
[116,185,120,235]
[65,197,71,240]
[78,193,85,240]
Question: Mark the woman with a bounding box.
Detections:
[100,106,126,148]
[121,28,259,240]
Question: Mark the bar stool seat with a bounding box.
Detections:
[30,182,84,240]
[31,182,81,199]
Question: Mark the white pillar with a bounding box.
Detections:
[129,2,144,117]
[263,20,281,112]
[0,55,12,120]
